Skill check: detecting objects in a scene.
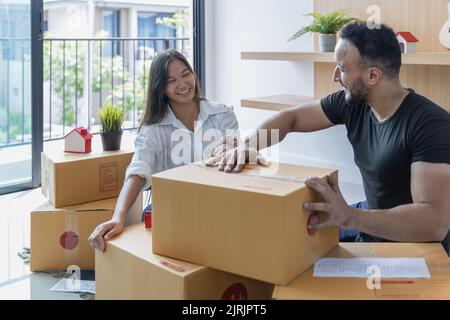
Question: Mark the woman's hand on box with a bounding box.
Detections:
[88,219,124,252]
[303,174,355,231]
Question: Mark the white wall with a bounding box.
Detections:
[48,6,90,37]
[206,0,365,201]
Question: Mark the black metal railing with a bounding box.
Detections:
[0,36,190,148]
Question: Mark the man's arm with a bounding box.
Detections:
[306,162,450,242]
[219,100,334,172]
[253,100,334,147]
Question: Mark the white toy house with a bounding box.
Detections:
[64,127,93,153]
[396,32,419,54]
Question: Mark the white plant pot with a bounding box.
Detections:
[319,34,337,52]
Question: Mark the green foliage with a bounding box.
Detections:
[0,109,32,144]
[99,103,125,133]
[43,33,85,127]
[43,31,148,130]
[289,9,359,41]
[105,76,146,114]
[156,10,190,31]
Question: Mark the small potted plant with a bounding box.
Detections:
[288,9,358,52]
[99,102,125,151]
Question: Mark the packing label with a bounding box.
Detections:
[99,162,118,192]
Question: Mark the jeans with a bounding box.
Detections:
[339,201,385,243]
[340,201,450,256]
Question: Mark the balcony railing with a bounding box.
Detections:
[0,37,190,148]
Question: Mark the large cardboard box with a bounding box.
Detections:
[96,224,274,300]
[41,149,133,207]
[152,163,339,285]
[273,243,450,300]
[30,194,142,271]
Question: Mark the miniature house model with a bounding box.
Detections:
[64,127,93,153]
[396,32,419,54]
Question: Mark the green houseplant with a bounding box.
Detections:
[288,9,358,52]
[99,102,126,151]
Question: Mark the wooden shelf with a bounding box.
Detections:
[241,95,314,111]
[241,51,450,66]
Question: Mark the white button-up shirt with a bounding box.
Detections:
[125,100,239,190]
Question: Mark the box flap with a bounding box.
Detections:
[153,163,335,196]
[33,197,118,213]
[45,149,134,164]
[108,224,205,276]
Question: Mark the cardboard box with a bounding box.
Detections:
[152,163,339,285]
[41,149,133,207]
[30,194,143,271]
[96,224,275,300]
[273,243,450,300]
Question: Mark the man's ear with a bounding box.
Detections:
[367,67,383,84]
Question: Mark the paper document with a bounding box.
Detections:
[50,278,96,294]
[313,258,431,279]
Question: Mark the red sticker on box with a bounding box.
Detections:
[144,211,152,229]
[161,260,186,272]
[221,283,248,300]
[60,231,79,250]
[307,212,320,236]
[381,281,415,285]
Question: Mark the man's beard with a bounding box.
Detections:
[343,78,370,104]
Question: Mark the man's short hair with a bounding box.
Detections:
[340,21,402,76]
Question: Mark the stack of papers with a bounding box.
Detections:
[50,279,96,294]
[313,258,431,279]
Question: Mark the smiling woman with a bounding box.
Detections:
[88,49,240,253]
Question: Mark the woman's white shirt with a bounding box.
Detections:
[124,100,239,190]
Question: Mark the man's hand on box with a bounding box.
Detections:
[217,143,269,173]
[303,173,355,231]
[204,136,239,167]
[88,219,124,252]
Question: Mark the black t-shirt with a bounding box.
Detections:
[321,89,450,211]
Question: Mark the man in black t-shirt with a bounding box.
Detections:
[219,22,450,252]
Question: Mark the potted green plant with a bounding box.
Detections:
[288,9,358,52]
[99,102,125,151]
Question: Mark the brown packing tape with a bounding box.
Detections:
[191,163,312,183]
[63,212,80,269]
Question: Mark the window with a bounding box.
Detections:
[103,10,120,57]
[43,10,48,32]
[137,12,176,58]
[0,5,31,61]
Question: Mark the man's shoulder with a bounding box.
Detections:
[405,90,449,119]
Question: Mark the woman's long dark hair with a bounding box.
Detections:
[139,49,204,131]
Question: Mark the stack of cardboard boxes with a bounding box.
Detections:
[30,149,140,271]
[95,161,340,300]
[95,224,275,300]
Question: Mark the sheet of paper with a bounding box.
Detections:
[49,278,96,294]
[313,258,431,279]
